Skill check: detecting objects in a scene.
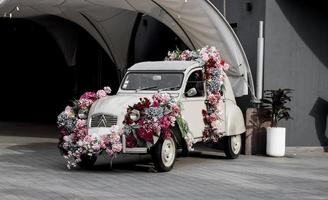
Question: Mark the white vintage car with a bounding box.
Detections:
[87,60,245,171]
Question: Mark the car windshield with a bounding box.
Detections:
[121,72,184,91]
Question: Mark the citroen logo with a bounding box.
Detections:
[97,115,107,127]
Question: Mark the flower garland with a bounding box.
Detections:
[166,46,229,142]
[57,86,123,169]
[123,93,193,149]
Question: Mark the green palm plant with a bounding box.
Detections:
[262,89,293,127]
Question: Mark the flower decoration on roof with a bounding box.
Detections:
[166,46,229,142]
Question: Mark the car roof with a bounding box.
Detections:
[128,61,200,72]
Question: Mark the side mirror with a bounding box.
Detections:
[185,88,197,97]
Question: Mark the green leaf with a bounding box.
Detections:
[176,116,189,138]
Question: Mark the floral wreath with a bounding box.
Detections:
[57,87,123,169]
[123,93,193,150]
[166,46,229,142]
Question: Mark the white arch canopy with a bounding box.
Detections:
[0,0,254,97]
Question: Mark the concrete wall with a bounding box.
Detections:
[210,0,266,79]
[212,0,328,147]
[224,0,266,113]
[264,0,328,146]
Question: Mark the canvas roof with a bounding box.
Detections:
[0,0,254,97]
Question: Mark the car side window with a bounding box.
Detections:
[185,70,204,97]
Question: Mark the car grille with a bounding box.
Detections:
[90,114,118,127]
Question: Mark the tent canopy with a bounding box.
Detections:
[0,0,254,97]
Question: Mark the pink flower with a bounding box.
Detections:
[180,50,191,60]
[111,143,122,153]
[93,143,101,151]
[80,92,97,101]
[64,106,73,115]
[74,127,87,140]
[106,149,114,156]
[160,115,171,129]
[161,93,170,104]
[101,136,110,146]
[109,133,121,143]
[75,119,86,129]
[63,135,71,142]
[84,135,93,143]
[219,59,229,71]
[207,113,218,123]
[171,103,180,114]
[136,128,153,142]
[202,53,209,62]
[78,99,94,110]
[153,100,160,107]
[126,134,137,148]
[104,86,112,94]
[169,116,176,123]
[208,93,220,105]
[96,90,107,98]
[163,129,171,139]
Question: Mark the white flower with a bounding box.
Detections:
[104,86,112,94]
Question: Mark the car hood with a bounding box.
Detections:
[88,94,153,125]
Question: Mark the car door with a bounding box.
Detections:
[180,69,206,139]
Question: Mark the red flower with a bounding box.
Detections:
[205,58,216,69]
[136,128,153,142]
[153,100,160,107]
[123,111,134,125]
[126,134,137,148]
[79,92,97,101]
[163,129,171,139]
[202,109,208,116]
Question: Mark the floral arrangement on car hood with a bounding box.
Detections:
[166,46,229,142]
[57,86,123,169]
[123,93,193,150]
[57,88,192,169]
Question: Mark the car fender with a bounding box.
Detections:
[225,99,246,136]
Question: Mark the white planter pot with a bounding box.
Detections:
[266,127,286,157]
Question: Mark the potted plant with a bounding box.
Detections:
[262,88,292,157]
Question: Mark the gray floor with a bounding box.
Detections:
[0,122,327,200]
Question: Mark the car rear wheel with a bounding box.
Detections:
[151,137,176,172]
[223,134,242,159]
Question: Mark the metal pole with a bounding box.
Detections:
[223,0,226,18]
[256,21,264,101]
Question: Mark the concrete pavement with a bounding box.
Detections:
[0,123,327,200]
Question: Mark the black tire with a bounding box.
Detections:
[223,134,242,159]
[180,139,189,157]
[151,137,177,172]
[77,154,97,169]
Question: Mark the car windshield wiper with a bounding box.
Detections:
[136,85,158,92]
[159,85,180,91]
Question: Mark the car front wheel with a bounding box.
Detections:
[223,134,242,159]
[151,137,176,172]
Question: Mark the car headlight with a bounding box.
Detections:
[130,109,140,121]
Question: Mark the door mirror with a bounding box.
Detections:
[185,88,197,97]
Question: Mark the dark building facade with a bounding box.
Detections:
[211,0,328,147]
